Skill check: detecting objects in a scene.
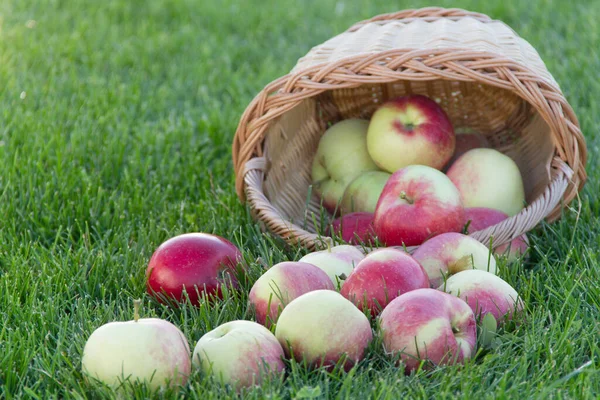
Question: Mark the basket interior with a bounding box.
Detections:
[261,80,555,234]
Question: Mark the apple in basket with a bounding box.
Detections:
[340,248,429,316]
[439,270,524,325]
[146,233,244,305]
[299,244,365,288]
[374,165,465,247]
[248,261,334,327]
[340,171,391,214]
[367,94,455,172]
[328,212,376,245]
[446,148,526,216]
[379,289,477,373]
[445,131,491,169]
[411,232,497,288]
[192,320,285,389]
[311,119,380,213]
[275,290,373,371]
[82,300,191,389]
[463,207,529,261]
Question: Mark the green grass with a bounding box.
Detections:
[1,0,599,398]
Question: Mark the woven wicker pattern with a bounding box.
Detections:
[232,7,587,251]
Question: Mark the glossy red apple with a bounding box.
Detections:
[328,212,376,245]
[340,248,429,316]
[374,165,465,246]
[146,233,244,305]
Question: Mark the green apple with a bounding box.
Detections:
[340,171,391,213]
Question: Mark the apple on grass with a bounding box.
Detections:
[82,300,191,390]
[146,233,244,306]
[439,269,524,325]
[299,244,365,288]
[192,320,285,389]
[446,148,526,216]
[367,94,455,172]
[340,248,429,316]
[374,165,465,247]
[275,290,373,371]
[248,262,334,327]
[411,232,497,288]
[464,207,529,261]
[311,119,380,214]
[340,171,391,214]
[379,289,476,373]
[328,212,376,245]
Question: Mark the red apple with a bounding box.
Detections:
[464,207,529,260]
[374,165,465,246]
[340,248,429,316]
[328,212,376,245]
[248,262,334,327]
[379,288,476,373]
[146,233,243,305]
[367,95,455,172]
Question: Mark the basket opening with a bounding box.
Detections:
[261,79,555,234]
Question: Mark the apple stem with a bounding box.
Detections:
[399,191,414,205]
[134,299,141,322]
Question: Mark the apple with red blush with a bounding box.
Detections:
[367,94,455,172]
[340,248,429,316]
[328,212,376,245]
[445,132,490,168]
[146,233,244,305]
[248,261,334,327]
[374,165,465,246]
[299,244,365,288]
[379,288,477,373]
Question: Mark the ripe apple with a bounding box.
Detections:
[379,288,476,373]
[275,290,373,371]
[464,207,529,261]
[439,270,524,325]
[411,232,497,288]
[446,148,526,216]
[192,320,285,388]
[340,248,429,316]
[445,132,490,168]
[299,244,365,288]
[146,233,244,305]
[82,300,191,389]
[311,119,380,213]
[366,95,455,172]
[340,171,391,213]
[374,165,465,246]
[248,261,334,327]
[328,212,376,245]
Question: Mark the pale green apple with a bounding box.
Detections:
[340,171,391,213]
[299,245,365,288]
[312,119,379,213]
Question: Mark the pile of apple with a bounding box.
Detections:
[81,230,524,391]
[313,94,528,258]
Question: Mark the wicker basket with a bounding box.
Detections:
[232,7,587,251]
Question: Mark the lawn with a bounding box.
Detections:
[1,0,599,398]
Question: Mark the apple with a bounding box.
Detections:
[340,171,391,213]
[146,233,244,305]
[411,232,497,288]
[328,212,376,245]
[340,248,429,316]
[311,119,380,213]
[379,288,476,373]
[248,261,334,327]
[299,244,365,288]
[374,165,465,246]
[82,300,191,389]
[275,290,373,371]
[192,320,285,388]
[439,270,524,325]
[366,94,455,172]
[445,132,490,168]
[464,207,529,260]
[446,148,526,216]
